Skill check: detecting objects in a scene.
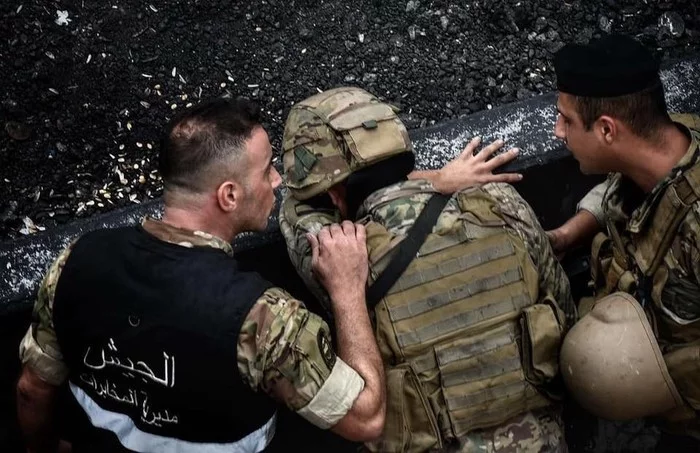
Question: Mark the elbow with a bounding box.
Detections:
[16,371,35,405]
[347,406,386,442]
[361,410,386,442]
[354,381,387,441]
[16,366,54,408]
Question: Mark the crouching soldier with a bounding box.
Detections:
[279,87,576,452]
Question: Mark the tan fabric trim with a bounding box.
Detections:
[18,327,68,386]
[577,180,609,227]
[296,358,365,429]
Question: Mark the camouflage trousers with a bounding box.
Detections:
[357,407,566,453]
[447,407,567,453]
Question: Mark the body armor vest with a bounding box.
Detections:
[591,158,700,423]
[361,188,565,452]
[53,226,277,452]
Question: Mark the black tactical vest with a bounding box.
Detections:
[53,226,276,452]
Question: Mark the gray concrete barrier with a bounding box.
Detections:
[2,54,699,314]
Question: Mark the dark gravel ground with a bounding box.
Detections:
[1,0,699,241]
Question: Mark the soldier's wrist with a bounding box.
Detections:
[328,287,366,311]
[428,169,454,194]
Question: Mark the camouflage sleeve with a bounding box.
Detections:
[669,204,700,321]
[482,183,576,327]
[278,193,337,314]
[687,206,700,287]
[670,112,700,131]
[237,287,364,429]
[576,179,611,227]
[18,242,76,386]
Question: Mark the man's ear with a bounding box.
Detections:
[596,115,617,145]
[216,180,244,212]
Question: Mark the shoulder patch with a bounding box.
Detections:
[317,329,336,370]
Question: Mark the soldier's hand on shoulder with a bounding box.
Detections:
[307,221,369,300]
[434,137,523,193]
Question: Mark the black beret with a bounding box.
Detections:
[554,34,661,98]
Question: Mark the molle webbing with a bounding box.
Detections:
[389,267,523,322]
[390,241,517,294]
[598,161,700,300]
[367,194,451,309]
[441,356,522,388]
[410,324,517,375]
[448,382,547,436]
[434,322,551,437]
[395,292,530,348]
[447,380,528,411]
[633,162,700,276]
[383,232,533,354]
[368,190,561,452]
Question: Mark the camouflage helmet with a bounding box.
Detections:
[282,87,413,200]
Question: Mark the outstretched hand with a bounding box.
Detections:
[431,137,522,194]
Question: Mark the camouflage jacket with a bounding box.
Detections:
[280,180,574,452]
[578,124,700,327]
[19,217,363,429]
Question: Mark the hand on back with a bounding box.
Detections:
[307,221,369,303]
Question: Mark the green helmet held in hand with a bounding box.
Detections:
[282,87,413,200]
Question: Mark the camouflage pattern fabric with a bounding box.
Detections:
[282,86,412,200]
[18,240,76,386]
[280,180,575,451]
[355,409,567,453]
[577,123,700,323]
[450,408,567,453]
[19,217,360,428]
[576,119,700,439]
[280,181,575,326]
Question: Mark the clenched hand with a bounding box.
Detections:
[307,221,369,304]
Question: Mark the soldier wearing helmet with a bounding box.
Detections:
[547,34,700,445]
[279,87,576,452]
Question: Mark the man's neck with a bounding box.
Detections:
[619,124,691,193]
[161,205,238,244]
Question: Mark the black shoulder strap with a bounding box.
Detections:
[366,194,451,309]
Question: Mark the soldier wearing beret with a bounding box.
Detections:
[15,98,387,452]
[548,34,700,447]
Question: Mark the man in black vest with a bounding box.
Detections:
[15,98,387,452]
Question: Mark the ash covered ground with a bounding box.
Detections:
[1,0,698,241]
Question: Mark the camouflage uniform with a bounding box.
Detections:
[280,180,575,452]
[576,118,700,435]
[578,121,700,330]
[19,217,364,430]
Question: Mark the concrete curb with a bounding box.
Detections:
[2,54,699,314]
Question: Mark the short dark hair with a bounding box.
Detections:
[573,83,672,140]
[159,98,261,193]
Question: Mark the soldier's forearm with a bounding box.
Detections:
[408,169,459,195]
[551,210,600,253]
[329,289,386,441]
[408,169,443,189]
[17,367,59,453]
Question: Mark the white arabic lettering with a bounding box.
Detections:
[79,372,178,427]
[80,338,179,427]
[81,339,176,388]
